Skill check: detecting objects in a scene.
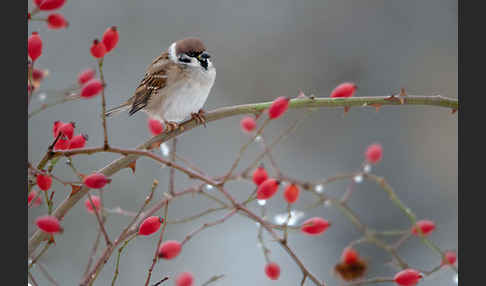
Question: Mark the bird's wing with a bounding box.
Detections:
[128,52,182,116]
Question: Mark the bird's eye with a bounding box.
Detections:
[178,55,191,63]
[200,52,211,59]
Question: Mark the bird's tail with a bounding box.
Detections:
[105,103,130,117]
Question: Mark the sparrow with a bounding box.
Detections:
[105,37,216,130]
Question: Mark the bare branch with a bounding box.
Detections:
[181,209,237,246]
[201,274,225,286]
[144,198,170,286]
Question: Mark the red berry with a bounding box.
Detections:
[28,191,42,207]
[52,121,62,138]
[240,116,256,133]
[301,217,331,236]
[268,96,290,119]
[158,240,182,259]
[54,137,69,150]
[175,272,194,286]
[102,26,119,53]
[47,13,68,29]
[264,262,280,280]
[443,251,457,265]
[35,215,61,233]
[90,39,106,59]
[252,165,268,186]
[32,69,47,82]
[38,0,66,10]
[411,220,436,236]
[341,247,359,265]
[28,32,42,62]
[283,184,300,204]
[148,118,164,136]
[53,121,75,139]
[83,173,111,189]
[365,143,383,164]
[37,173,52,191]
[138,216,163,236]
[69,134,88,149]
[56,122,75,139]
[394,269,422,286]
[256,178,280,200]
[81,79,103,98]
[84,195,102,214]
[77,68,96,85]
[330,82,357,98]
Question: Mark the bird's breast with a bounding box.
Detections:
[157,67,215,122]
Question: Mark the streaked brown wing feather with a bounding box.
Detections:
[128,52,172,116]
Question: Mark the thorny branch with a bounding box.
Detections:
[29,95,458,285]
[97,58,109,149]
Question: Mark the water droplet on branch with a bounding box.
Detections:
[353,175,363,183]
[203,184,214,191]
[38,93,47,102]
[363,164,372,173]
[273,210,304,226]
[160,143,170,157]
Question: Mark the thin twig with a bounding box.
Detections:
[69,158,112,247]
[301,274,307,286]
[29,95,458,261]
[29,93,81,118]
[345,277,395,285]
[104,206,138,217]
[238,205,324,286]
[256,135,281,177]
[167,206,227,224]
[28,271,39,286]
[181,209,237,246]
[111,233,137,286]
[151,276,169,286]
[257,206,271,263]
[174,153,207,176]
[37,262,60,286]
[222,118,271,183]
[81,180,159,286]
[169,138,177,195]
[83,227,102,278]
[201,274,225,286]
[392,232,412,249]
[144,200,170,286]
[87,192,112,246]
[98,58,109,149]
[29,241,51,269]
[365,173,457,272]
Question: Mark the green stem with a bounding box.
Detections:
[98,58,109,148]
[28,95,458,255]
[111,233,137,286]
[365,174,457,273]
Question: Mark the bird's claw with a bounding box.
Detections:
[164,121,180,133]
[191,109,207,127]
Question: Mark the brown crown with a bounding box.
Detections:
[175,37,206,56]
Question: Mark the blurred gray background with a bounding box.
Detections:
[28,0,457,285]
